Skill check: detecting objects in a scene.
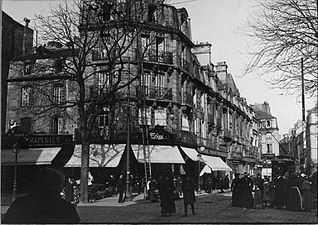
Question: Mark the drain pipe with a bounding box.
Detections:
[22,17,30,55]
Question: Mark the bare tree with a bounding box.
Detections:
[245,0,318,96]
[31,0,165,202]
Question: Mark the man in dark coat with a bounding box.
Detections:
[2,167,80,224]
[117,174,125,203]
[275,174,288,209]
[181,174,196,216]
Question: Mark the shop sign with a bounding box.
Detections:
[28,134,73,147]
[149,126,173,141]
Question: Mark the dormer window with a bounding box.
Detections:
[266,120,271,127]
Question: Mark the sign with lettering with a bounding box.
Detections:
[148,126,174,141]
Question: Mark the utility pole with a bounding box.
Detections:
[126,57,131,199]
[301,58,306,172]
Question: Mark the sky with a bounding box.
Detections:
[2,0,316,135]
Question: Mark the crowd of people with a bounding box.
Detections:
[231,171,317,212]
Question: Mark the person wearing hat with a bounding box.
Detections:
[2,167,80,224]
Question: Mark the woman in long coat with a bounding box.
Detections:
[231,173,241,207]
[181,174,196,216]
[262,177,271,207]
[158,171,176,217]
[302,176,313,211]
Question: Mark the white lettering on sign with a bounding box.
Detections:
[150,132,165,140]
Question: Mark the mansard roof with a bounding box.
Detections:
[254,110,276,120]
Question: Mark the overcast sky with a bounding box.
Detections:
[2,0,316,135]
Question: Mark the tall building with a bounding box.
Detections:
[251,101,280,177]
[1,12,33,133]
[306,104,318,173]
[4,0,260,191]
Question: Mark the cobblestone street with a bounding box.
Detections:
[76,191,317,224]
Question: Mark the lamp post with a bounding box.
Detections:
[197,153,202,194]
[12,143,20,202]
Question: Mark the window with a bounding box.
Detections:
[139,107,152,125]
[148,5,157,22]
[98,72,109,92]
[266,120,271,128]
[23,62,33,75]
[53,84,64,104]
[51,116,63,134]
[266,133,271,140]
[154,108,167,126]
[98,108,109,128]
[54,59,63,73]
[21,87,31,106]
[266,144,272,154]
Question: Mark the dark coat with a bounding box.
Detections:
[182,177,196,205]
[117,177,125,192]
[231,177,241,206]
[158,174,176,214]
[2,189,80,224]
[240,176,254,208]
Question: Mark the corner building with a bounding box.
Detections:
[5,0,260,189]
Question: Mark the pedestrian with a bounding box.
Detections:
[158,170,176,217]
[216,175,225,193]
[231,173,241,207]
[253,184,263,208]
[205,175,213,193]
[254,173,264,202]
[65,177,75,203]
[176,175,183,198]
[240,172,254,208]
[149,177,159,202]
[262,176,271,207]
[275,173,288,209]
[302,176,313,212]
[2,167,80,224]
[181,174,196,216]
[223,174,230,190]
[117,174,125,203]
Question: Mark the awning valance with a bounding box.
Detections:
[1,147,61,166]
[178,146,199,161]
[201,155,232,171]
[65,144,126,167]
[131,145,185,164]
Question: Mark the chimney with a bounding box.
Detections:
[23,17,30,55]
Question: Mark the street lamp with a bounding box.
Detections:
[8,125,28,202]
[12,143,20,202]
[197,153,203,194]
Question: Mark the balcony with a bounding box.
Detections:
[147,50,174,65]
[136,85,172,101]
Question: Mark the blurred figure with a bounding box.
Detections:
[149,177,159,202]
[181,174,196,217]
[240,172,254,208]
[223,174,230,190]
[231,173,241,207]
[216,175,225,193]
[65,177,76,203]
[253,184,263,209]
[2,167,80,224]
[262,176,271,207]
[205,175,213,194]
[158,170,176,217]
[302,175,313,212]
[117,174,125,203]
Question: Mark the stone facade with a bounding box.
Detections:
[6,0,260,176]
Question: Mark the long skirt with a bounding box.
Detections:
[160,198,176,214]
[287,187,302,211]
[303,190,313,211]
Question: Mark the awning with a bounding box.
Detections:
[200,165,212,176]
[178,146,199,161]
[201,155,232,171]
[65,144,126,167]
[1,147,61,166]
[131,145,185,164]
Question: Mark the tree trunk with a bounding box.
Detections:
[80,135,90,203]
